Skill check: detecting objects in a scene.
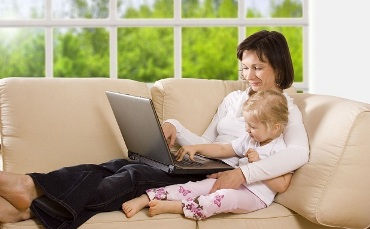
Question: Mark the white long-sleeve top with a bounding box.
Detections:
[232,134,286,205]
[165,87,309,184]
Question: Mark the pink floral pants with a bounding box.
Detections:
[146,178,266,220]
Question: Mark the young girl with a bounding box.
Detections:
[122,89,292,220]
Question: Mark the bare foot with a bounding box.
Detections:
[148,199,183,216]
[122,194,150,218]
[0,171,43,210]
[0,196,33,223]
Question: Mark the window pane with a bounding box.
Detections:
[118,0,173,19]
[53,0,109,19]
[183,27,238,80]
[245,27,303,82]
[246,0,302,18]
[54,28,109,77]
[0,0,44,19]
[117,27,173,82]
[182,0,237,18]
[0,28,45,78]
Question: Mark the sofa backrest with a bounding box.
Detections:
[151,78,246,137]
[275,93,370,229]
[0,77,150,173]
[151,78,295,138]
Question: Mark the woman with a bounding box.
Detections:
[0,30,308,229]
[163,30,308,193]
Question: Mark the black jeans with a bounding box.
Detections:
[28,159,205,229]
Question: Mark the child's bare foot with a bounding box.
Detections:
[122,194,150,218]
[0,195,33,223]
[0,171,43,210]
[148,199,183,216]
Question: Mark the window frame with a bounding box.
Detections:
[0,0,309,91]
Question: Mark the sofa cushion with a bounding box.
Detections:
[150,78,246,136]
[197,203,329,229]
[0,77,150,173]
[1,210,197,229]
[275,93,370,229]
[150,78,296,136]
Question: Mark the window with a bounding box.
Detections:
[0,0,308,91]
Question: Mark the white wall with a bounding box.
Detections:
[309,0,370,104]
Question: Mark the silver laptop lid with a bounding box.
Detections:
[106,91,174,165]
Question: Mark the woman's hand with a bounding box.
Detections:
[162,122,177,149]
[207,168,246,193]
[175,146,197,161]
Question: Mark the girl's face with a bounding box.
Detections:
[244,112,276,145]
[240,50,279,92]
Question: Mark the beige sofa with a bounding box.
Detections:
[0,77,369,229]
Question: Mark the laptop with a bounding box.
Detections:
[105,91,234,175]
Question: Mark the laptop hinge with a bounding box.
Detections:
[129,151,175,173]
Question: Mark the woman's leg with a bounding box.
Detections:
[28,159,136,228]
[0,171,43,211]
[30,160,205,228]
[86,163,206,211]
[0,196,33,223]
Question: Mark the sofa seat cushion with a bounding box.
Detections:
[1,210,197,229]
[197,203,329,229]
[1,203,329,229]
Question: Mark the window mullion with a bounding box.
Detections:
[238,0,246,58]
[109,0,118,79]
[45,0,53,78]
[301,0,309,92]
[173,0,181,78]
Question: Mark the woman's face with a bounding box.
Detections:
[240,50,279,92]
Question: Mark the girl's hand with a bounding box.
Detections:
[246,148,260,163]
[175,146,197,161]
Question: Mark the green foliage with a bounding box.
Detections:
[54,28,109,77]
[0,0,303,82]
[182,27,238,80]
[117,27,174,82]
[271,0,302,18]
[0,28,44,77]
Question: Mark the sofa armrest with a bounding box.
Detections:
[275,93,370,229]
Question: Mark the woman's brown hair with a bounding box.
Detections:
[237,30,294,90]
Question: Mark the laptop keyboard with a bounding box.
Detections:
[171,154,205,167]
[175,158,205,167]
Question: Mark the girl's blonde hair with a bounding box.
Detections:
[243,89,289,132]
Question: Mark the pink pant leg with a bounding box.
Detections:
[146,178,216,201]
[182,186,266,220]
